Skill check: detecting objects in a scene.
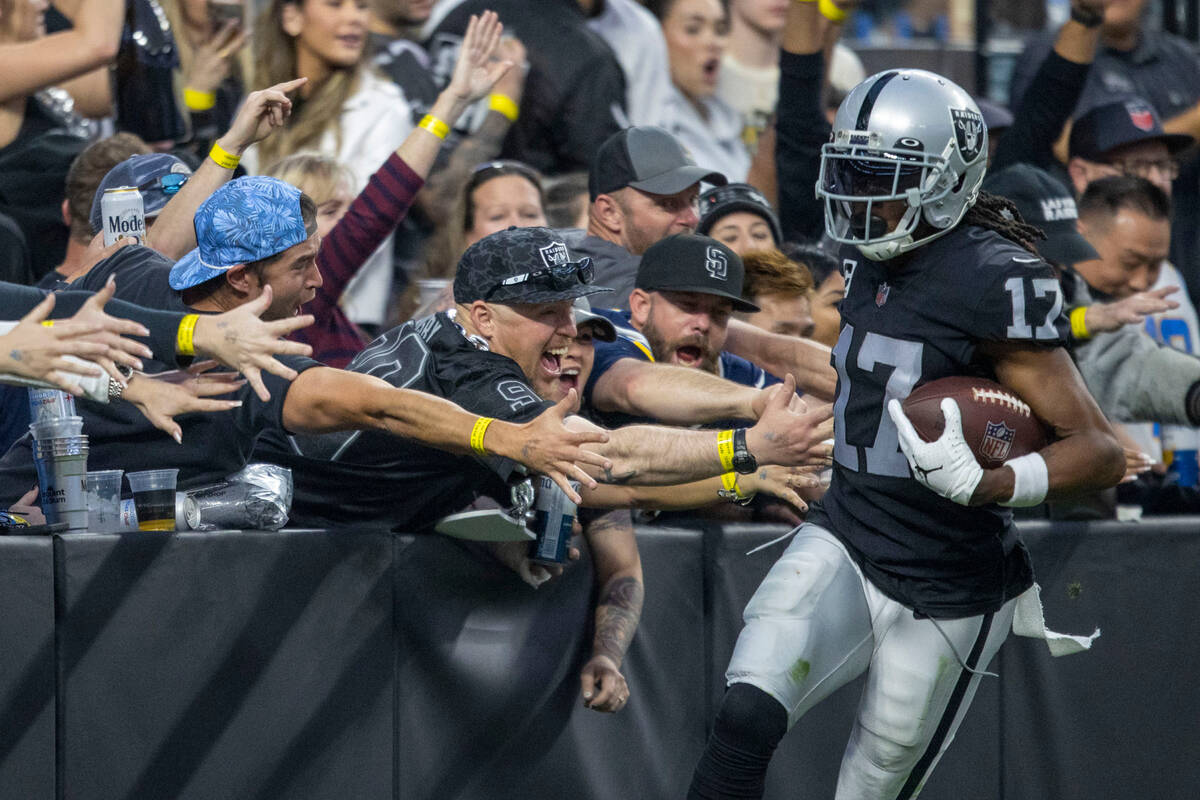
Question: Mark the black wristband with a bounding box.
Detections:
[1186,381,1200,426]
[1070,5,1103,28]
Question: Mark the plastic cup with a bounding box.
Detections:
[30,415,84,441]
[85,470,124,533]
[126,469,179,532]
[27,388,76,423]
[33,436,89,531]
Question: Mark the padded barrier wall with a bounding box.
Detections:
[1,519,1198,799]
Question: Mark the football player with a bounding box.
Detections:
[687,59,1125,800]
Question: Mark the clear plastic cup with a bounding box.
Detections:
[85,470,124,533]
[30,415,84,440]
[126,469,179,532]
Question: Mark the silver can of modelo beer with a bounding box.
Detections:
[101,186,146,246]
[528,476,579,565]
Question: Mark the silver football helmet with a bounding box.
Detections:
[816,69,988,261]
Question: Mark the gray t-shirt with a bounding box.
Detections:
[559,229,640,310]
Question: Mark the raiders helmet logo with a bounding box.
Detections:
[539,241,569,269]
[705,246,728,280]
[951,108,985,163]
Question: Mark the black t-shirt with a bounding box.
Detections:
[807,225,1068,619]
[253,311,553,531]
[0,355,320,505]
[427,0,626,175]
[72,244,188,313]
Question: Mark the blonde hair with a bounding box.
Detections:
[251,0,363,169]
[261,151,355,205]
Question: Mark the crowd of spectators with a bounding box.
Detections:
[5,0,1200,776]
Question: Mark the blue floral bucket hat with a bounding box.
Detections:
[169,176,309,290]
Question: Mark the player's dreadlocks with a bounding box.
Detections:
[962,191,1046,255]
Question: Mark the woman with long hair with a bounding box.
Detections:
[259,12,515,367]
[247,0,414,334]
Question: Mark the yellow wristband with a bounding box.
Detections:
[488,93,520,122]
[176,314,200,357]
[717,429,736,473]
[209,141,241,170]
[1069,306,1090,340]
[471,416,495,456]
[41,320,55,327]
[184,87,217,111]
[419,114,451,140]
[818,0,848,22]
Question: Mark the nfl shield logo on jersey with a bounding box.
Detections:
[951,108,985,163]
[875,282,890,307]
[980,420,1016,461]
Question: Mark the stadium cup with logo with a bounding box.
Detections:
[33,434,89,531]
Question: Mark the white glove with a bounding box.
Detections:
[887,398,984,506]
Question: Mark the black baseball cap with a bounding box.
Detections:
[697,183,783,244]
[635,233,759,312]
[983,163,1099,266]
[974,97,1013,134]
[589,126,727,200]
[1068,97,1193,161]
[453,226,611,304]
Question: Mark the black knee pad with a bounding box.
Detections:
[712,683,788,754]
[687,685,789,799]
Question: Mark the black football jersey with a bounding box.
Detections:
[252,312,553,531]
[807,225,1068,618]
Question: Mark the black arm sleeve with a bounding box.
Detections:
[992,50,1092,172]
[776,50,831,244]
[0,283,185,367]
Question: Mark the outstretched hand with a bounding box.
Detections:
[122,361,245,443]
[498,389,611,503]
[1085,286,1180,334]
[741,464,824,512]
[445,11,513,106]
[191,286,315,402]
[746,375,834,468]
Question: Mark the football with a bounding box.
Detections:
[901,377,1048,468]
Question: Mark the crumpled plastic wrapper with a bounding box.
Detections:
[181,463,293,531]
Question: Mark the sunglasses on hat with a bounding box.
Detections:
[487,257,594,299]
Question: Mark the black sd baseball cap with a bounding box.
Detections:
[589,126,727,200]
[454,226,611,304]
[635,233,759,312]
[1068,97,1193,161]
[983,163,1099,266]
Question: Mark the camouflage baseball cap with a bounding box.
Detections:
[453,226,611,304]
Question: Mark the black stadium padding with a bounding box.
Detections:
[0,535,55,799]
[1,519,1199,798]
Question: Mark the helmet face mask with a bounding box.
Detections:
[816,70,987,261]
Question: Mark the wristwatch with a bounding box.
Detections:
[1070,4,1103,27]
[107,365,134,401]
[732,428,757,474]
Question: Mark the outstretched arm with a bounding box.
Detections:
[589,357,766,424]
[579,509,642,714]
[569,376,834,485]
[722,319,836,401]
[281,369,609,501]
[582,464,819,512]
[0,0,122,104]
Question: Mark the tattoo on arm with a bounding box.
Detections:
[10,350,22,362]
[593,575,644,666]
[601,465,639,485]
